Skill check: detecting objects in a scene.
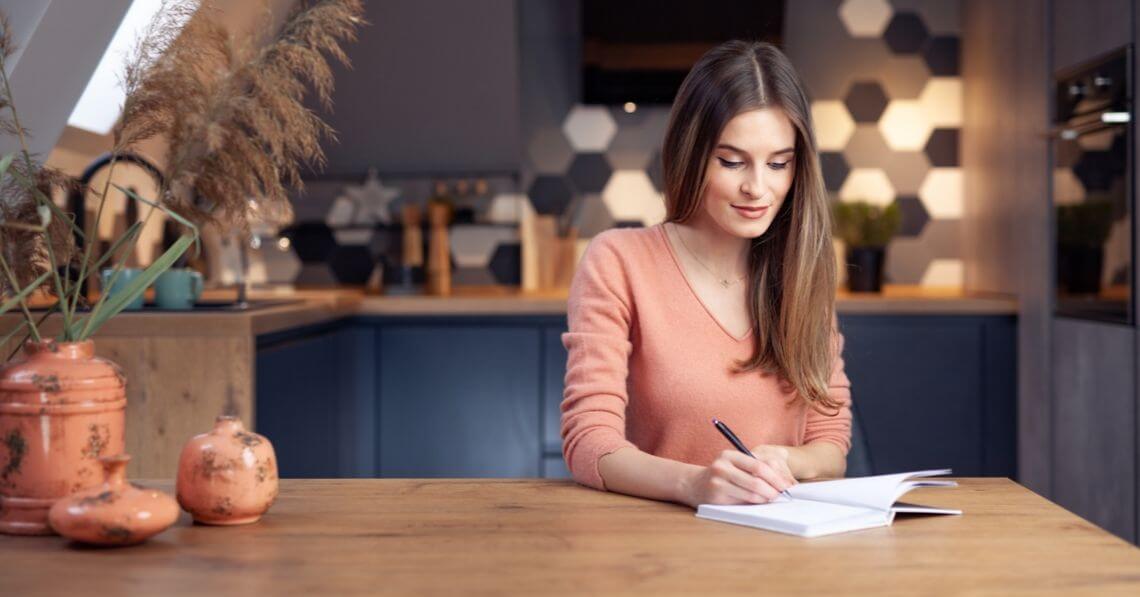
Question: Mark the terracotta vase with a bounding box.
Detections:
[176,415,278,525]
[0,340,126,535]
[47,454,178,546]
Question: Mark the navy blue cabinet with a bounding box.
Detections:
[376,323,542,477]
[256,323,375,478]
[256,313,1017,480]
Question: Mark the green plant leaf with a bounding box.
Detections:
[113,184,201,257]
[70,234,196,340]
[0,152,15,179]
[0,271,50,316]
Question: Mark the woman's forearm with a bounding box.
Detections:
[786,441,847,480]
[596,447,704,507]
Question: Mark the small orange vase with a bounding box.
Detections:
[176,415,278,525]
[48,454,178,546]
[0,340,126,535]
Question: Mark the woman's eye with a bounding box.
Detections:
[768,162,790,171]
[718,158,744,169]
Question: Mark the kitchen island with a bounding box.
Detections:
[1,285,1018,478]
[2,477,1137,595]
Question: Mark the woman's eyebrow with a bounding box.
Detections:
[716,143,795,158]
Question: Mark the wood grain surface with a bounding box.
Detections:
[2,478,1138,595]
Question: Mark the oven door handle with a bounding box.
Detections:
[1051,112,1130,139]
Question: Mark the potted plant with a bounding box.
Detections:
[0,0,364,535]
[1056,200,1114,295]
[832,200,901,292]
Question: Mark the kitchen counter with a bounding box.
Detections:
[2,478,1137,595]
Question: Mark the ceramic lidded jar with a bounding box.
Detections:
[48,454,178,546]
[0,340,127,535]
[176,415,278,525]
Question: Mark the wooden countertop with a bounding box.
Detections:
[3,284,1018,341]
[2,478,1137,595]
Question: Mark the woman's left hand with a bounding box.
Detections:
[749,445,798,486]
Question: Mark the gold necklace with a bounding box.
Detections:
[670,223,747,288]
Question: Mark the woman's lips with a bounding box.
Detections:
[732,204,769,219]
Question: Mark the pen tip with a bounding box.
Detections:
[711,418,719,425]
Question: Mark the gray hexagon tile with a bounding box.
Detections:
[920,219,962,259]
[924,128,960,167]
[254,242,301,285]
[843,125,893,168]
[875,55,932,99]
[881,151,931,196]
[570,194,616,238]
[895,195,930,237]
[885,235,932,284]
[646,151,664,193]
[567,153,613,194]
[606,107,669,169]
[488,243,522,284]
[295,262,338,286]
[450,225,520,269]
[453,267,497,286]
[333,228,373,246]
[819,151,851,191]
[562,105,617,152]
[527,175,574,216]
[923,36,960,76]
[844,81,890,122]
[883,12,929,55]
[527,127,574,174]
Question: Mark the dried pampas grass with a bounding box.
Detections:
[116,0,366,231]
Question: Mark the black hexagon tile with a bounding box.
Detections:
[328,244,375,285]
[285,222,337,263]
[923,36,960,76]
[896,195,930,238]
[527,175,574,216]
[488,243,522,284]
[844,81,890,123]
[819,152,851,191]
[924,128,960,167]
[1072,150,1119,191]
[567,153,613,194]
[884,12,929,55]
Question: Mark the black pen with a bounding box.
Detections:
[711,418,793,500]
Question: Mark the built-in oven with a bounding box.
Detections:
[1052,46,1133,324]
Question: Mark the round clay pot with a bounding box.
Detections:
[0,340,126,535]
[48,454,178,546]
[176,415,278,525]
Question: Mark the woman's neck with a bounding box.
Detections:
[671,213,751,279]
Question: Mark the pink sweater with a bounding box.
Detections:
[560,224,853,490]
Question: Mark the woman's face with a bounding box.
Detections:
[696,107,797,239]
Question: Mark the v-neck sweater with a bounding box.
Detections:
[560,224,853,490]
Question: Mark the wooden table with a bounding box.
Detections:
[3,478,1138,595]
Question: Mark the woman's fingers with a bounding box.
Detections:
[715,453,782,499]
[723,451,794,492]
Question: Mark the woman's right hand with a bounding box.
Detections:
[680,449,797,508]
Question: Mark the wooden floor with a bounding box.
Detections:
[2,478,1139,595]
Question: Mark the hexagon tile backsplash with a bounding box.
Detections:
[250,0,962,289]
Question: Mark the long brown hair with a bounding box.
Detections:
[661,40,841,414]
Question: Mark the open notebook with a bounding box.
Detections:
[696,469,961,538]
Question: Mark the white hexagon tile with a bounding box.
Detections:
[602,170,666,226]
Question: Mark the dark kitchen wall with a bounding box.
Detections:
[268,0,966,289]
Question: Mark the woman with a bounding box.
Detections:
[560,40,852,508]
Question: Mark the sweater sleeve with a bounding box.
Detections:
[560,232,638,490]
[802,318,853,454]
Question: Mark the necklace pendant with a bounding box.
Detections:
[719,279,731,288]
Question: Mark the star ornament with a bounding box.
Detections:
[338,168,401,225]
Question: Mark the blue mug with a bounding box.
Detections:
[100,268,146,311]
[154,268,204,310]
